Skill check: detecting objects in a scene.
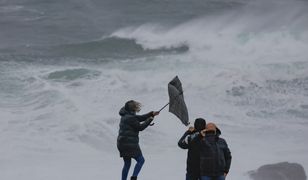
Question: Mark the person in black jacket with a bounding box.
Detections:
[199,123,232,180]
[117,100,159,180]
[178,118,206,180]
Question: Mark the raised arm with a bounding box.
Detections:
[129,116,154,131]
[136,111,159,122]
[178,127,200,149]
[178,131,191,149]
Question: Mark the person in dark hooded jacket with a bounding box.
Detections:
[178,118,206,180]
[117,100,159,180]
[199,123,232,180]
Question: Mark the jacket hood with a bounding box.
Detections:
[119,107,135,116]
[206,122,222,136]
[216,127,222,136]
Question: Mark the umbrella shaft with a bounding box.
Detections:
[158,102,169,112]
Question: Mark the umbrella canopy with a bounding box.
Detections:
[168,76,189,126]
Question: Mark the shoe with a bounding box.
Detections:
[131,176,137,180]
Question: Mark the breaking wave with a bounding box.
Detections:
[46,68,101,82]
[51,37,189,59]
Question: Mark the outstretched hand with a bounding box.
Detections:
[188,126,195,132]
[201,129,207,137]
[152,111,160,116]
[149,111,159,126]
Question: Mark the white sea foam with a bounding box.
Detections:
[1,55,307,179]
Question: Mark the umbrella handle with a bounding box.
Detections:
[150,103,169,127]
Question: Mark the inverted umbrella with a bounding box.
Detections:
[159,76,189,126]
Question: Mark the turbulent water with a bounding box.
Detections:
[1,0,308,179]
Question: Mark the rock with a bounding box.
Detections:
[249,162,307,180]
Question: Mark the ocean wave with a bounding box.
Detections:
[50,37,189,59]
[0,75,61,110]
[0,5,24,13]
[46,68,101,82]
[226,74,308,119]
[110,0,308,64]
[0,5,45,22]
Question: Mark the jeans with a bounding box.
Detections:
[201,175,225,180]
[121,155,145,180]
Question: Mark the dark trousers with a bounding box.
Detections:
[121,155,145,180]
[186,173,201,180]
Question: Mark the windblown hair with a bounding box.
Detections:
[124,100,141,112]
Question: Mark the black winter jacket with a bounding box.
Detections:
[117,107,153,158]
[178,130,202,178]
[199,133,232,176]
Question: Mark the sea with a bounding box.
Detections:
[0,0,308,179]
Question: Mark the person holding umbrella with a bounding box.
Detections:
[117,100,159,180]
